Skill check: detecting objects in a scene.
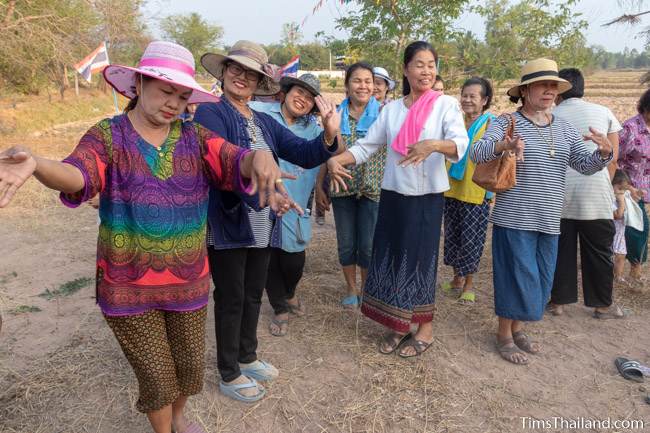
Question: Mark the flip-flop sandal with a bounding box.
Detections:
[287,298,306,317]
[458,291,476,304]
[341,294,360,308]
[496,337,529,365]
[269,317,288,337]
[219,377,266,403]
[440,281,461,295]
[615,357,645,383]
[378,332,411,355]
[593,305,630,320]
[512,331,541,354]
[398,337,433,358]
[239,360,278,382]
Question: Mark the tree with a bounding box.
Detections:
[471,0,588,83]
[0,0,99,94]
[281,22,303,48]
[336,0,469,78]
[160,12,223,67]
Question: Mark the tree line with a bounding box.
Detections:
[0,0,646,96]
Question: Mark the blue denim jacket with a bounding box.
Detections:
[194,98,337,250]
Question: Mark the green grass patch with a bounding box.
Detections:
[38,277,93,300]
[10,305,42,314]
[0,271,18,285]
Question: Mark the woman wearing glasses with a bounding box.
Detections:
[194,41,341,402]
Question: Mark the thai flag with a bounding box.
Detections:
[280,55,300,78]
[74,42,110,83]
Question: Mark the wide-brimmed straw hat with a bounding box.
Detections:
[103,41,219,104]
[507,58,572,98]
[372,66,396,91]
[201,40,281,96]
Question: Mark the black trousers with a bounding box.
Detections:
[551,219,615,307]
[266,248,306,315]
[208,247,271,382]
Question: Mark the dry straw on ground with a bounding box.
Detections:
[1,70,649,433]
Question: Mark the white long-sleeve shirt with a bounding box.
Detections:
[347,95,469,196]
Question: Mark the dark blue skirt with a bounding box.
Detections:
[361,190,443,333]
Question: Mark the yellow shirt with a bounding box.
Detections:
[444,121,490,205]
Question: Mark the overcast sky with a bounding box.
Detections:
[144,0,648,52]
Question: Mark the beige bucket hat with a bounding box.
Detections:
[507,58,572,98]
[201,40,281,96]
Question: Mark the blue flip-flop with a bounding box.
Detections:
[239,360,278,382]
[341,294,360,308]
[219,376,266,403]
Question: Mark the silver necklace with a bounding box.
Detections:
[524,110,555,157]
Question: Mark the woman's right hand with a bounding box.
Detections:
[326,158,352,193]
[495,134,525,161]
[0,146,37,208]
[315,186,330,212]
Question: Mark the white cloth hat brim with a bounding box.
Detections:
[103,64,220,104]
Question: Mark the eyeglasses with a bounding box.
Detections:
[226,63,260,82]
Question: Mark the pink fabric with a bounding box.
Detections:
[390,90,442,156]
[139,57,195,75]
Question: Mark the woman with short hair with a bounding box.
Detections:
[442,76,495,304]
[318,62,384,308]
[471,58,613,365]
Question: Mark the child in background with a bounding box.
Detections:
[612,169,629,284]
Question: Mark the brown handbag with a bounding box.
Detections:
[471,113,517,193]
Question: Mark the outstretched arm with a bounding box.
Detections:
[0,146,85,207]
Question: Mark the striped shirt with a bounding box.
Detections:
[554,98,621,220]
[206,118,273,249]
[245,118,273,248]
[471,111,611,234]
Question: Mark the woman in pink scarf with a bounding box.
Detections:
[326,41,468,358]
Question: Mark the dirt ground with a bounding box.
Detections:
[1,71,650,433]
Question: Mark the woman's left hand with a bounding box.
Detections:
[584,127,612,159]
[398,140,437,167]
[315,96,341,145]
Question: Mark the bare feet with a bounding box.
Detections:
[378,332,409,354]
[496,336,528,365]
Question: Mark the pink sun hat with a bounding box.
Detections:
[103,41,219,104]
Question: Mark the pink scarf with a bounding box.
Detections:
[390,89,442,156]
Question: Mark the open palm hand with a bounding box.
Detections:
[0,146,37,208]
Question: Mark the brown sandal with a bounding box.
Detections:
[496,337,529,365]
[512,331,541,354]
[378,332,411,355]
[398,337,433,358]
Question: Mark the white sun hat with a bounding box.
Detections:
[372,66,396,91]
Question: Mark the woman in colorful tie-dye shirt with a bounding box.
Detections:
[0,42,293,433]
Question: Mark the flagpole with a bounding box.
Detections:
[74,73,79,97]
[103,40,120,114]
